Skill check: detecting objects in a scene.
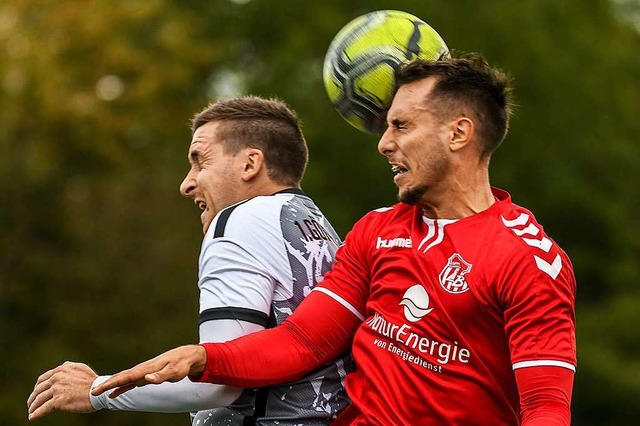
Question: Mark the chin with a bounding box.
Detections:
[202,221,212,234]
[399,185,427,205]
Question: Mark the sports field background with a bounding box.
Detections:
[1,1,639,425]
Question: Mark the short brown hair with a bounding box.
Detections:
[192,96,308,186]
[396,53,514,156]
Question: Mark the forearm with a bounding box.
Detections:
[90,376,242,412]
[88,319,265,412]
[197,291,359,387]
[90,292,360,398]
[516,366,574,426]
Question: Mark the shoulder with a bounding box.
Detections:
[482,190,566,259]
[343,203,416,251]
[197,195,295,278]
[355,202,415,229]
[491,201,574,290]
[498,203,563,254]
[207,194,296,241]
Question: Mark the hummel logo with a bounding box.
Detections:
[534,254,562,280]
[376,236,412,249]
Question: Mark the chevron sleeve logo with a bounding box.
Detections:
[501,213,562,280]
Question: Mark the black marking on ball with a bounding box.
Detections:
[405,20,423,60]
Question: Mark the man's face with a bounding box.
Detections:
[377,77,451,205]
[179,121,244,234]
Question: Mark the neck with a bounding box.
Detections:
[245,180,297,200]
[419,163,494,220]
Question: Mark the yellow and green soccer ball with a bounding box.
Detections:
[323,10,450,134]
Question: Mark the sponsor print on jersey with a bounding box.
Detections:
[271,195,351,423]
[438,253,472,294]
[279,199,340,318]
[366,283,471,374]
[501,213,562,279]
[399,284,433,322]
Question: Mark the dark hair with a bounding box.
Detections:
[191,96,308,186]
[396,53,514,156]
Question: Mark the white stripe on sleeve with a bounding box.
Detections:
[512,359,576,372]
[313,287,365,322]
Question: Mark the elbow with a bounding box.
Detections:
[197,384,244,408]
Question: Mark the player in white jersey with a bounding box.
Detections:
[187,188,350,425]
[27,96,351,425]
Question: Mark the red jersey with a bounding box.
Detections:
[316,188,577,425]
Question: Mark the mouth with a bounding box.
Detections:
[194,199,212,233]
[391,163,408,176]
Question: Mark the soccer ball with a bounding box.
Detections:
[323,10,450,135]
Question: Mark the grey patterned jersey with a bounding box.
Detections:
[193,188,352,426]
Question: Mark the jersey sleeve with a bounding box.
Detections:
[196,290,361,387]
[89,376,242,412]
[198,237,278,325]
[312,214,373,320]
[89,208,283,412]
[88,316,255,411]
[516,365,574,425]
[499,240,577,372]
[88,273,266,412]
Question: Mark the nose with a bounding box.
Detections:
[179,170,196,197]
[377,127,395,157]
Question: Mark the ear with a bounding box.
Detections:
[240,148,265,181]
[449,116,474,152]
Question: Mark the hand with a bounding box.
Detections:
[27,361,98,420]
[91,345,207,399]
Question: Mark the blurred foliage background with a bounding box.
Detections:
[1,0,639,424]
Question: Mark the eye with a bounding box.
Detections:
[390,118,407,131]
[189,151,202,170]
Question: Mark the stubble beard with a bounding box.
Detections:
[397,154,451,206]
[399,184,429,205]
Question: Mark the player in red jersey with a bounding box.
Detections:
[93,54,576,425]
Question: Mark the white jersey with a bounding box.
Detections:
[90,189,351,426]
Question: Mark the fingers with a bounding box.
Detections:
[27,362,97,419]
[143,364,180,385]
[27,388,54,420]
[105,384,135,399]
[91,364,159,397]
[28,397,58,421]
[27,368,55,407]
[92,345,203,396]
[27,381,52,413]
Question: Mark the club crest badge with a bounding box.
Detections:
[439,253,472,294]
